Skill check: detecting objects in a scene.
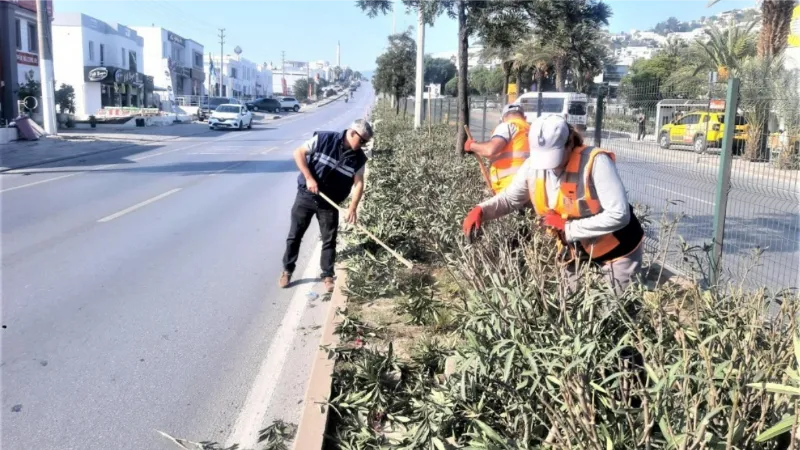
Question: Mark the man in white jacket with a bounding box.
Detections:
[462,115,645,294]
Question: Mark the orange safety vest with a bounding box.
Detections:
[489,117,530,193]
[531,145,644,262]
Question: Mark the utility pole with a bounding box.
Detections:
[36,0,56,134]
[207,52,212,100]
[281,50,286,95]
[413,7,424,129]
[218,28,225,96]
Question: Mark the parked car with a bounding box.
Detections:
[208,104,253,130]
[658,111,748,153]
[199,97,239,120]
[278,96,301,112]
[246,98,282,113]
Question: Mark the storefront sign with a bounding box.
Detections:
[115,69,144,86]
[16,51,38,66]
[710,99,726,110]
[88,67,108,81]
[167,32,185,46]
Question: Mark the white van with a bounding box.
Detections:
[513,92,589,130]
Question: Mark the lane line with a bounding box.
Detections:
[224,242,322,449]
[0,173,81,193]
[97,188,182,223]
[647,184,714,205]
[131,142,207,161]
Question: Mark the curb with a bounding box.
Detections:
[292,265,347,450]
[0,129,213,173]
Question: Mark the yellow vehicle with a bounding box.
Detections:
[658,111,748,153]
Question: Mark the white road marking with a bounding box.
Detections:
[647,184,713,205]
[0,173,80,193]
[131,142,206,161]
[207,161,246,177]
[97,188,182,222]
[285,140,293,145]
[224,242,322,449]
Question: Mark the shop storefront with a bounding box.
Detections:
[85,65,146,109]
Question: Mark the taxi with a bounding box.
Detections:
[658,111,748,153]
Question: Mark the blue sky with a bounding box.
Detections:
[55,0,756,71]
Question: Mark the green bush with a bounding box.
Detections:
[330,105,799,449]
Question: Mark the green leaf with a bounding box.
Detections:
[747,382,800,396]
[432,436,446,450]
[473,419,505,444]
[645,363,660,384]
[755,415,797,442]
[502,347,516,383]
[794,332,800,367]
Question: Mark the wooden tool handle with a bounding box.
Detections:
[316,192,414,269]
[464,125,494,192]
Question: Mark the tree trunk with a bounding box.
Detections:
[395,93,400,114]
[758,0,795,58]
[502,67,511,102]
[555,62,565,92]
[456,0,468,156]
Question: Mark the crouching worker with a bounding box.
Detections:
[279,119,373,292]
[462,116,645,294]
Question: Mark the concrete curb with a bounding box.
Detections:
[292,266,347,450]
[0,129,213,173]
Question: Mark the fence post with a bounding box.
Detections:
[481,97,488,141]
[710,77,740,287]
[593,87,605,147]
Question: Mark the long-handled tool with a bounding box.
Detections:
[464,125,494,192]
[317,191,414,269]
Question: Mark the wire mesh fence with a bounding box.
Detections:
[377,78,799,291]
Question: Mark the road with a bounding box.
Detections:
[468,110,798,290]
[1,88,374,449]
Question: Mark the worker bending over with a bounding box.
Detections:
[464,104,530,194]
[462,115,645,294]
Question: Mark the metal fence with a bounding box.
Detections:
[383,77,799,291]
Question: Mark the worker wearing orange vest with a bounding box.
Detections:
[464,104,530,193]
[462,115,645,294]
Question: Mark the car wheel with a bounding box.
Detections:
[253,106,259,111]
[247,119,252,129]
[659,132,670,149]
[275,107,281,114]
[209,126,214,130]
[693,135,706,154]
[293,105,300,112]
[238,121,243,131]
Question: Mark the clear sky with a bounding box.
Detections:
[54,0,757,71]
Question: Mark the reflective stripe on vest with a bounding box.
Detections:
[489,117,530,193]
[531,145,622,259]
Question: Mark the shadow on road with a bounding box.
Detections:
[17,159,300,176]
[287,277,322,288]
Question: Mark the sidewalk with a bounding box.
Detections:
[0,123,211,172]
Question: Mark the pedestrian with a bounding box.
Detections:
[464,104,531,194]
[279,119,373,292]
[637,113,646,141]
[462,116,645,295]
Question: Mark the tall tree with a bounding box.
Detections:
[373,30,416,113]
[691,21,757,78]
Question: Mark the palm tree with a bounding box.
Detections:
[479,44,514,97]
[708,0,798,57]
[662,36,689,58]
[690,21,757,78]
[513,37,556,94]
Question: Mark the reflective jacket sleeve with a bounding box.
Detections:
[565,154,630,241]
[478,158,532,220]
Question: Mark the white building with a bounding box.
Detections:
[1,0,45,121]
[205,53,267,98]
[270,60,326,96]
[431,46,494,69]
[52,13,150,118]
[131,26,205,101]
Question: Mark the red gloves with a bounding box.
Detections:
[542,212,566,232]
[464,138,475,153]
[462,206,483,237]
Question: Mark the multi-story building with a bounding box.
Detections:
[0,0,52,122]
[130,26,205,102]
[269,60,325,96]
[52,12,152,118]
[205,53,264,99]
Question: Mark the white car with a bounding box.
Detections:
[278,96,301,112]
[208,104,253,130]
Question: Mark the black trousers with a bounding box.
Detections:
[282,189,339,278]
[637,124,646,140]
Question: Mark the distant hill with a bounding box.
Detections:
[648,8,760,36]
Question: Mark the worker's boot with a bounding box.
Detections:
[322,276,335,293]
[278,271,292,288]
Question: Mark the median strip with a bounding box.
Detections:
[97,188,182,223]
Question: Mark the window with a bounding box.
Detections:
[568,101,587,116]
[129,51,137,72]
[193,52,203,68]
[88,41,95,62]
[99,44,105,65]
[520,97,565,114]
[15,19,21,50]
[121,48,126,68]
[230,68,237,79]
[28,24,37,52]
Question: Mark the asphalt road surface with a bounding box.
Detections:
[1,87,374,449]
